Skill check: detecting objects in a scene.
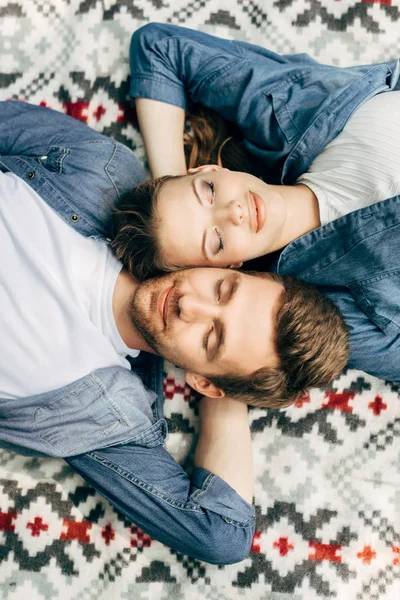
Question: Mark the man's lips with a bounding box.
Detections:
[249,191,266,233]
[158,285,173,327]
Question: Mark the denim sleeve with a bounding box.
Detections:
[66,442,255,565]
[327,291,400,384]
[0,100,101,156]
[130,23,399,183]
[131,24,306,143]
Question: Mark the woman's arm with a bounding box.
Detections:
[129,23,398,184]
[195,395,253,504]
[129,22,304,183]
[135,98,186,178]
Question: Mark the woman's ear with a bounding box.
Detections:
[185,372,225,398]
[228,261,243,269]
[187,164,228,174]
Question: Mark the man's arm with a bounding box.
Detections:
[66,396,255,564]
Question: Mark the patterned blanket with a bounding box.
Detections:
[1,2,400,599]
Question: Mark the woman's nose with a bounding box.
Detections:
[178,294,215,323]
[228,200,245,226]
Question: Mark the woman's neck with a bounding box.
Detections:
[274,183,321,249]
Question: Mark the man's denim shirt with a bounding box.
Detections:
[0,100,165,457]
[130,23,400,384]
[0,102,256,561]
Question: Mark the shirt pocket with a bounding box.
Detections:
[34,378,131,456]
[37,146,69,173]
[263,89,300,145]
[349,270,400,334]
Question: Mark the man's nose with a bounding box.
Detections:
[178,294,216,323]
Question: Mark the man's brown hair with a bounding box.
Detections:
[113,108,349,407]
[208,273,349,409]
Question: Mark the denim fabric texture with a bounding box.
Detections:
[129,23,400,184]
[130,23,400,385]
[0,100,255,564]
[0,100,144,239]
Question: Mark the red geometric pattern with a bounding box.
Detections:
[308,542,342,563]
[357,545,377,564]
[0,511,17,534]
[60,520,92,543]
[273,537,294,557]
[362,0,392,5]
[368,395,388,416]
[322,390,355,413]
[101,523,115,546]
[163,376,192,401]
[27,517,49,537]
[130,525,152,549]
[251,531,262,553]
[1,2,400,599]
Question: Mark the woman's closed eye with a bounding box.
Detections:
[207,181,216,204]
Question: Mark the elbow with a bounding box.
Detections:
[130,22,171,56]
[197,522,254,565]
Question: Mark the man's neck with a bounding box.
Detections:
[274,183,321,249]
[112,268,155,354]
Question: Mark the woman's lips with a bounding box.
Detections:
[158,285,173,326]
[249,191,266,233]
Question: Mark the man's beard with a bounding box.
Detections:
[127,273,185,366]
[128,283,164,355]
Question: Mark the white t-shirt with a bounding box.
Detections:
[297,91,400,225]
[0,172,139,400]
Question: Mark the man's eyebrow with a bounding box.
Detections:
[227,272,240,305]
[208,319,225,362]
[209,273,241,361]
[201,230,208,261]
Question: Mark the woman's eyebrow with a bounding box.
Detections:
[192,178,209,260]
[191,178,204,206]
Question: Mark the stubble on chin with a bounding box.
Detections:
[127,282,162,354]
[127,273,191,369]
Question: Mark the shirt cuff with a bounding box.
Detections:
[129,73,187,110]
[190,467,255,525]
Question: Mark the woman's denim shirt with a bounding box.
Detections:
[130,23,400,184]
[130,23,400,384]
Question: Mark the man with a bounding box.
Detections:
[0,100,348,564]
[129,23,400,384]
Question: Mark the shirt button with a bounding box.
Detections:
[71,214,79,223]
[27,171,35,179]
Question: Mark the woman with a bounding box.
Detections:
[112,22,400,280]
